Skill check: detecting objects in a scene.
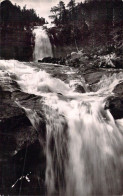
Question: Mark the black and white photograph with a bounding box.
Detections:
[0,0,123,195]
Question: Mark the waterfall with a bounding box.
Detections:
[0,59,123,196]
[33,26,53,61]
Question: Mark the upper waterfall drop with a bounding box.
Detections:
[33,26,53,62]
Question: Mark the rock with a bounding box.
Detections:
[74,85,85,93]
[66,50,94,68]
[39,57,65,65]
[0,141,46,195]
[105,96,123,119]
[113,82,123,96]
[71,52,82,60]
[66,58,80,67]
[0,85,46,195]
[66,54,71,59]
[38,57,52,63]
[112,58,123,68]
[65,51,81,67]
[105,82,123,119]
[83,69,106,91]
[99,53,123,69]
[0,88,39,157]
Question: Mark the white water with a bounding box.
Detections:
[33,26,53,61]
[0,59,123,196]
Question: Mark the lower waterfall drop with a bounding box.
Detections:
[0,60,123,196]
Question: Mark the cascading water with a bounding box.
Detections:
[0,59,123,196]
[33,26,53,61]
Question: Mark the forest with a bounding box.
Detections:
[48,0,123,51]
[0,0,45,30]
[0,0,123,60]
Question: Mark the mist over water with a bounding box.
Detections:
[33,26,53,61]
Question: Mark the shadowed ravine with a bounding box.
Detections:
[0,59,123,196]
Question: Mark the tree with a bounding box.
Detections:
[49,1,67,25]
[67,0,76,22]
[1,0,45,29]
[58,1,67,24]
[49,6,59,24]
[67,0,75,11]
[50,6,59,15]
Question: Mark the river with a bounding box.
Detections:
[0,26,123,196]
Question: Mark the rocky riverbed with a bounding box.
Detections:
[0,73,46,195]
[0,60,123,195]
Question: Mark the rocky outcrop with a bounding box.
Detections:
[113,82,123,96]
[74,84,86,93]
[39,57,65,65]
[0,28,34,61]
[65,49,123,69]
[105,96,123,119]
[105,82,123,119]
[0,81,46,195]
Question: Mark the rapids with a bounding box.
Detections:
[0,59,123,196]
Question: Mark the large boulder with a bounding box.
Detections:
[39,57,65,65]
[74,84,86,93]
[113,82,123,96]
[0,83,46,195]
[81,68,106,91]
[105,82,123,119]
[105,96,123,119]
[65,50,95,68]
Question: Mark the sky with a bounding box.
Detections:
[2,0,84,22]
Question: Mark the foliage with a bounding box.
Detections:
[0,0,45,30]
[49,0,123,49]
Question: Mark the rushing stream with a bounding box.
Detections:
[0,27,123,196]
[0,59,123,196]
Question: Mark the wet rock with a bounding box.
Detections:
[84,71,104,85]
[0,89,39,156]
[39,57,65,65]
[82,69,106,91]
[65,52,80,67]
[113,82,123,96]
[0,141,46,195]
[105,96,123,119]
[105,82,123,119]
[75,85,85,93]
[0,85,46,195]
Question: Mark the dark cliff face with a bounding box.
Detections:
[0,28,34,61]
